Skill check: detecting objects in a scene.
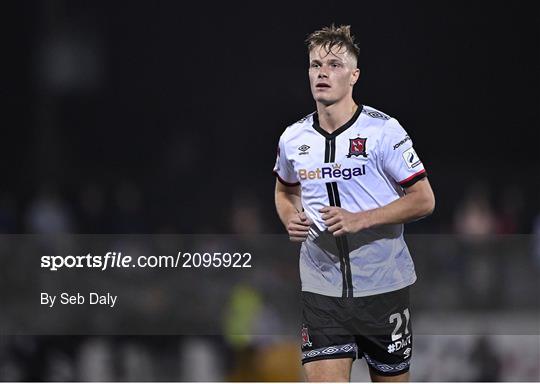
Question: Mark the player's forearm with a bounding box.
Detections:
[361,188,435,228]
[275,191,301,227]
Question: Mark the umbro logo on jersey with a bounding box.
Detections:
[364,110,390,120]
[298,164,366,181]
[298,144,310,155]
[347,137,368,158]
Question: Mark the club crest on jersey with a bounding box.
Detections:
[347,137,368,158]
[301,325,312,348]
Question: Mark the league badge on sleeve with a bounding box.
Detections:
[347,137,368,158]
[402,147,422,169]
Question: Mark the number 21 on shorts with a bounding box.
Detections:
[389,308,410,342]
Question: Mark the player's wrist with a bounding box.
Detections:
[282,209,299,228]
[355,209,376,231]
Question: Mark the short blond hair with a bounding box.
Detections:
[305,24,360,63]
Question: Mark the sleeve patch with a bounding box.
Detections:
[402,148,422,169]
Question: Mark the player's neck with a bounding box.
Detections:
[316,99,358,134]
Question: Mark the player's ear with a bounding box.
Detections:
[350,68,360,86]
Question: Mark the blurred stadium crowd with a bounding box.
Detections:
[0,178,538,236]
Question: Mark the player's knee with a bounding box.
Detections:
[304,358,352,382]
[305,370,350,382]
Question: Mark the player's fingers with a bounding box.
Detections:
[288,227,310,236]
[290,215,312,225]
[333,228,345,237]
[288,223,311,232]
[297,212,314,225]
[321,206,341,216]
[321,211,338,220]
[288,228,310,238]
[324,216,340,227]
[321,208,338,218]
[289,219,311,229]
[327,223,342,233]
[319,206,331,213]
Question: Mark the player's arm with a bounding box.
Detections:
[321,178,435,236]
[275,180,313,242]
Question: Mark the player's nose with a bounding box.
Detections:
[317,70,328,78]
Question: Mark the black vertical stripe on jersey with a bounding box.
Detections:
[324,137,336,162]
[336,233,354,298]
[326,182,348,297]
[324,139,331,162]
[328,181,354,298]
[332,182,341,206]
[323,134,354,297]
[325,183,335,205]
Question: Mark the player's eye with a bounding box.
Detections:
[310,62,320,68]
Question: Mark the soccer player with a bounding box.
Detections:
[273,25,435,382]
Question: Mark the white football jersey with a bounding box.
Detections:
[274,105,427,297]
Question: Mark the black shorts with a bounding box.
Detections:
[300,287,412,376]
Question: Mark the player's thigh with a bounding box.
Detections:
[304,357,353,382]
[301,292,357,378]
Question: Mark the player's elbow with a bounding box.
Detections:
[407,179,435,218]
[425,196,435,217]
[419,190,435,217]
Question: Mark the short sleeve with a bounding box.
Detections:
[273,134,300,186]
[381,119,427,188]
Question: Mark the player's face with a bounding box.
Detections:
[308,44,359,106]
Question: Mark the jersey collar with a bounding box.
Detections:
[312,104,363,139]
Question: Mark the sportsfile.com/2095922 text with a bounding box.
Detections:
[40,251,252,271]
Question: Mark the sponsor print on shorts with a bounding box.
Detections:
[387,335,412,354]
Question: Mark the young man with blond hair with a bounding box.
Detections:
[274,25,435,382]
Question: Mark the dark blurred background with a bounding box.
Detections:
[1,0,539,381]
[2,0,539,235]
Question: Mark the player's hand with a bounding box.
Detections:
[286,212,313,242]
[319,206,371,236]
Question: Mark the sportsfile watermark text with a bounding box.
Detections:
[41,251,252,271]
